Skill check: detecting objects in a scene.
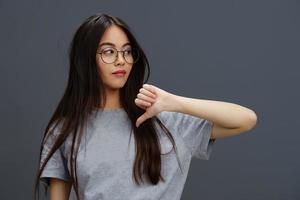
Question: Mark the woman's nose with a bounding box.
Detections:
[115,51,125,65]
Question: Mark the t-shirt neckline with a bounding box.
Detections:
[92,107,125,113]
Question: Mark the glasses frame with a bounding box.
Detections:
[96,47,139,64]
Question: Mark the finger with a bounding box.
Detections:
[139,104,147,110]
[143,84,156,95]
[137,93,156,103]
[139,88,156,98]
[135,98,152,107]
[135,101,147,110]
[134,98,148,110]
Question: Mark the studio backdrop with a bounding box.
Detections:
[0,0,299,199]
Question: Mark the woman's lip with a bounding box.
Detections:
[112,70,126,74]
[112,72,126,77]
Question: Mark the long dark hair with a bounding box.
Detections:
[33,13,183,200]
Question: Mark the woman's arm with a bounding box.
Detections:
[49,178,72,200]
[135,84,257,139]
[166,94,257,138]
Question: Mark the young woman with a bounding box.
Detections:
[33,13,257,200]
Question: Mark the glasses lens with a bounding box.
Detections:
[101,48,117,63]
[124,48,139,64]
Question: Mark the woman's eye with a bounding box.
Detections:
[124,49,132,55]
[103,49,114,54]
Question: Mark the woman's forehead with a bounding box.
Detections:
[99,25,130,48]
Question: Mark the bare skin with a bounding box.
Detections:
[49,178,72,200]
[134,84,257,139]
[95,25,133,109]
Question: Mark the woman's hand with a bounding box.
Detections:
[135,84,172,128]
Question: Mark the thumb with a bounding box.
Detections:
[136,114,150,128]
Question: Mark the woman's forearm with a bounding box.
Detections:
[165,94,257,130]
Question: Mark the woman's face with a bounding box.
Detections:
[96,25,133,92]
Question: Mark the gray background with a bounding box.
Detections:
[1,0,299,199]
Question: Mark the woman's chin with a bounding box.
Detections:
[105,83,126,91]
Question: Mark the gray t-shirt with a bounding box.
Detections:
[40,108,215,200]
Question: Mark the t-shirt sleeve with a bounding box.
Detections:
[157,111,216,160]
[39,124,71,187]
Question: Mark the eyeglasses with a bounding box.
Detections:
[97,47,139,64]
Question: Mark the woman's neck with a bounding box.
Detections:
[102,88,122,109]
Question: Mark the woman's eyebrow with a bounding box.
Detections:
[99,42,131,47]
